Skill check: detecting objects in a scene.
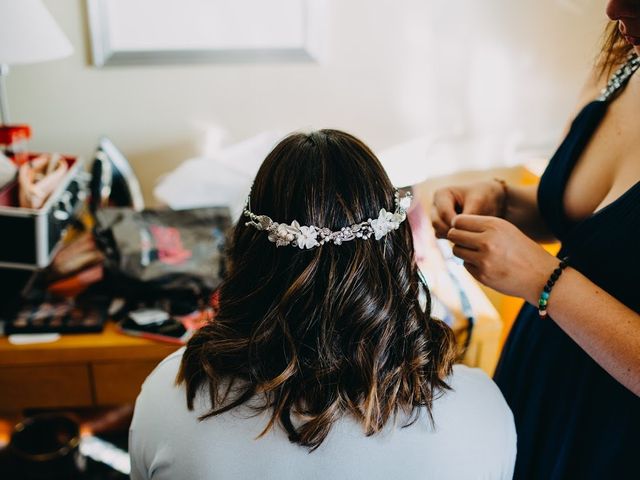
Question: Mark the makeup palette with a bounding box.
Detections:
[5,299,106,334]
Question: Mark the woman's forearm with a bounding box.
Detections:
[503,184,556,242]
[526,265,640,396]
[448,214,640,396]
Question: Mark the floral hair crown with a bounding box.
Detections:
[243,187,412,249]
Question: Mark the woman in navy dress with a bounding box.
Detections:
[431,1,640,478]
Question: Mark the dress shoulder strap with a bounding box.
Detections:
[597,53,640,102]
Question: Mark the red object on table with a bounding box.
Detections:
[0,125,32,166]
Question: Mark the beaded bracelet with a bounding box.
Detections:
[538,256,569,318]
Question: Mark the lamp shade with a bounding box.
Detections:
[0,0,73,65]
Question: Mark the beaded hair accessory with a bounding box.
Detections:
[243,188,412,249]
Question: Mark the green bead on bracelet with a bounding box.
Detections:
[538,257,569,319]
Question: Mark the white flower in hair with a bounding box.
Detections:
[371,208,400,240]
[294,221,319,249]
[399,195,412,211]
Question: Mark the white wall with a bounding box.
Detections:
[8,0,607,203]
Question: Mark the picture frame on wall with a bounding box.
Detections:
[86,0,326,67]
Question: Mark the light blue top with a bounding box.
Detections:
[130,348,516,480]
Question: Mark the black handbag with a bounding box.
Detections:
[94,207,231,312]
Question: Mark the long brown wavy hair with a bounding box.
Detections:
[177,129,456,450]
[597,21,635,78]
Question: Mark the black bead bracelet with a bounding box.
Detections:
[538,256,569,318]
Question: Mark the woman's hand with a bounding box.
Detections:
[431,180,506,239]
[447,214,558,304]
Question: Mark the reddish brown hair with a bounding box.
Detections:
[177,129,456,450]
[597,21,635,78]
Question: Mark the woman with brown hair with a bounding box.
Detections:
[431,1,640,478]
[130,130,516,479]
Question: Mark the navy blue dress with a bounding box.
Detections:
[493,55,640,480]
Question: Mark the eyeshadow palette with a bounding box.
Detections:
[6,299,106,334]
